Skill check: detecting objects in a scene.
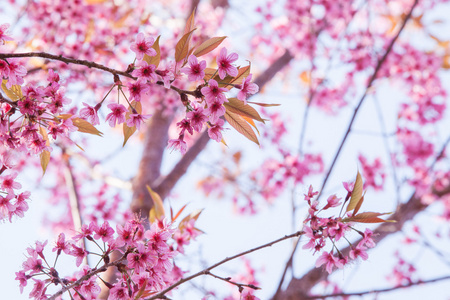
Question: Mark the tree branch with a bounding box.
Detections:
[0,52,135,79]
[316,0,419,200]
[148,230,304,300]
[305,275,450,299]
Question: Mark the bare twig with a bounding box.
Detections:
[316,0,419,201]
[148,231,304,300]
[305,275,450,299]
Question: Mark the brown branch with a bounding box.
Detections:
[316,0,419,201]
[147,231,304,300]
[131,109,174,218]
[206,270,260,291]
[0,52,135,79]
[305,275,450,299]
[62,151,88,266]
[48,254,127,300]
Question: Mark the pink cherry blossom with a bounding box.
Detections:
[208,119,225,142]
[79,102,100,125]
[200,79,228,104]
[132,60,157,83]
[127,79,150,102]
[130,33,156,60]
[315,251,344,274]
[236,74,259,104]
[105,103,127,127]
[216,47,239,79]
[0,23,13,44]
[126,113,152,130]
[168,137,187,155]
[181,55,207,82]
[186,106,208,132]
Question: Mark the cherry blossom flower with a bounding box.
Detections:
[132,60,157,83]
[52,233,71,255]
[208,119,225,142]
[1,171,21,193]
[94,221,115,243]
[130,33,156,60]
[176,119,194,135]
[216,47,239,79]
[105,103,127,127]
[315,251,343,274]
[15,271,28,294]
[205,99,226,124]
[79,102,100,125]
[0,23,13,45]
[181,55,207,82]
[201,79,228,104]
[109,281,131,300]
[186,106,208,132]
[168,137,187,155]
[69,244,87,267]
[236,74,259,104]
[5,58,27,88]
[349,244,368,260]
[127,79,150,102]
[126,113,152,130]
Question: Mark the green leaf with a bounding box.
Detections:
[175,29,196,63]
[224,98,265,123]
[346,170,364,213]
[143,35,161,68]
[193,36,227,57]
[225,111,259,145]
[1,79,23,101]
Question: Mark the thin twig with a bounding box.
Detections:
[206,270,260,291]
[147,231,305,299]
[316,0,419,201]
[305,275,450,299]
[47,254,128,300]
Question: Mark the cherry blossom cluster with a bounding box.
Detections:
[15,217,201,300]
[358,154,385,191]
[302,184,376,274]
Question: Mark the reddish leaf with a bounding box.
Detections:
[223,98,265,123]
[346,170,363,213]
[123,101,141,146]
[345,212,395,224]
[225,111,259,145]
[1,79,23,101]
[247,101,280,107]
[184,8,196,35]
[175,29,196,63]
[143,35,161,68]
[193,36,227,57]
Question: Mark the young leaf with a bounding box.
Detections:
[40,150,51,175]
[72,118,103,136]
[225,111,259,145]
[143,35,161,68]
[172,204,188,222]
[345,212,395,223]
[38,126,51,175]
[223,98,265,123]
[227,65,250,88]
[246,101,281,107]
[1,79,23,101]
[175,29,196,63]
[179,209,203,230]
[146,185,165,221]
[193,36,227,57]
[123,101,141,146]
[346,170,363,213]
[353,191,366,215]
[184,8,196,35]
